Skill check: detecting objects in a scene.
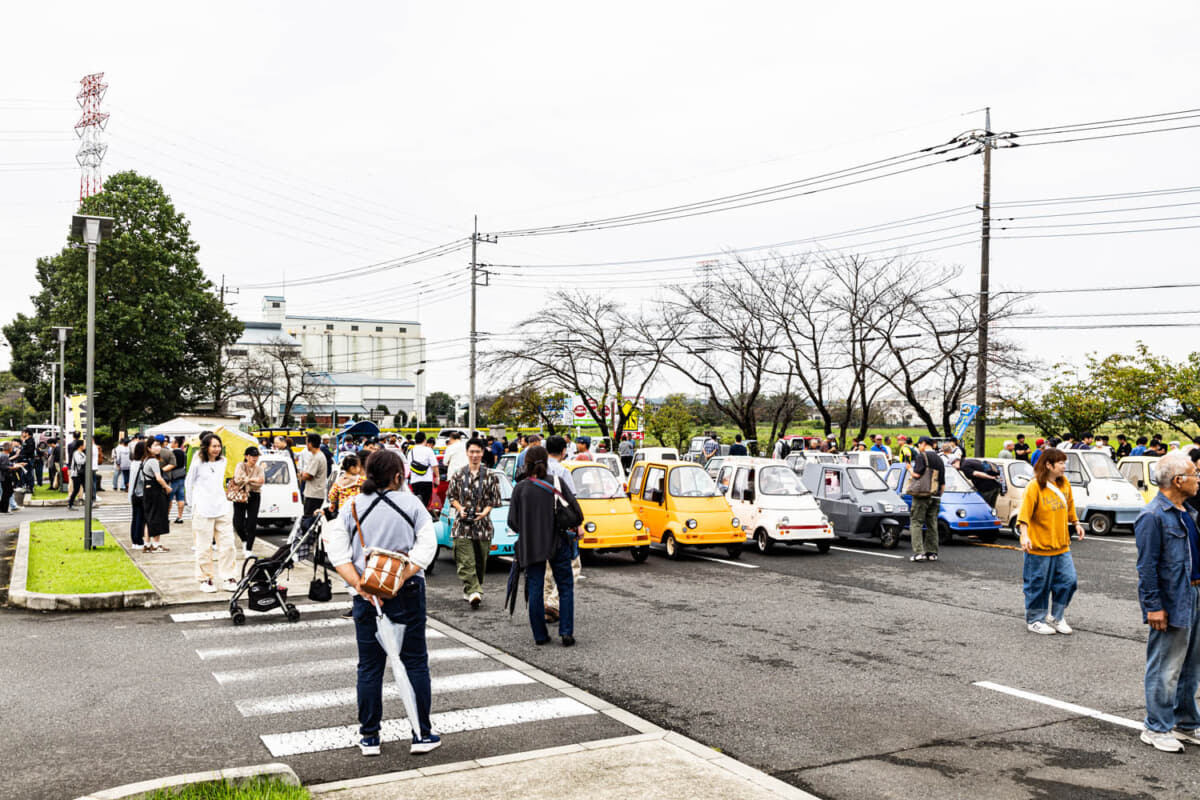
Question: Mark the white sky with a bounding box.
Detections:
[3,2,1199,402]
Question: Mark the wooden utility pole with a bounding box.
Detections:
[973,107,993,458]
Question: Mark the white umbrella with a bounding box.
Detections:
[370,596,422,739]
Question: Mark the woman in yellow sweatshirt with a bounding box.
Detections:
[1016,447,1086,635]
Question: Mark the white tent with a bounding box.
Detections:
[143,415,243,438]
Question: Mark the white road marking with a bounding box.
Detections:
[194,627,445,660]
[182,617,352,639]
[236,669,535,717]
[973,681,1143,730]
[212,648,484,685]
[828,546,904,559]
[685,554,759,569]
[171,602,351,623]
[1084,537,1136,545]
[260,697,597,757]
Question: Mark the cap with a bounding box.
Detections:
[154,434,166,442]
[1036,438,1045,446]
[577,436,591,445]
[917,436,934,446]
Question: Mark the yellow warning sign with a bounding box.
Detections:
[621,401,641,432]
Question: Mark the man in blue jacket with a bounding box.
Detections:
[1134,451,1200,752]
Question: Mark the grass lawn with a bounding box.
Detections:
[143,778,309,800]
[26,520,151,595]
[32,484,68,501]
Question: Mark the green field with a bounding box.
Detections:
[26,520,151,595]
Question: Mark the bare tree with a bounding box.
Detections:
[227,337,329,426]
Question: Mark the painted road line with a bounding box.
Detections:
[685,553,760,569]
[194,627,444,660]
[171,602,351,623]
[212,648,484,685]
[1085,537,1136,545]
[973,681,1143,731]
[261,697,597,757]
[828,546,904,559]
[181,617,353,639]
[236,669,535,717]
[970,542,1022,551]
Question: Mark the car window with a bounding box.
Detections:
[758,466,807,495]
[1008,461,1033,488]
[821,468,841,497]
[1081,451,1122,479]
[668,465,720,497]
[572,466,622,499]
[1118,462,1140,484]
[870,453,888,472]
[847,467,888,492]
[492,470,514,503]
[662,452,677,461]
[1063,453,1086,484]
[731,468,749,501]
[597,455,622,479]
[628,464,645,495]
[262,460,293,485]
[886,467,902,492]
[642,467,665,502]
[716,465,734,493]
[941,465,974,493]
[1149,463,1159,485]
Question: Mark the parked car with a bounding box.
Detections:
[885,463,1004,544]
[496,452,519,481]
[800,463,909,548]
[565,462,651,562]
[631,447,680,466]
[256,451,304,529]
[593,452,627,487]
[430,469,516,575]
[717,457,834,554]
[1117,455,1160,504]
[839,451,891,473]
[704,456,726,481]
[982,458,1035,532]
[1063,449,1146,534]
[435,428,468,448]
[785,451,837,474]
[627,460,744,559]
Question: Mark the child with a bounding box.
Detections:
[327,454,364,515]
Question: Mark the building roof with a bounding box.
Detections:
[285,313,420,326]
[285,404,371,415]
[235,321,300,347]
[308,371,416,388]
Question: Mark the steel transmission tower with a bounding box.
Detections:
[74,72,109,201]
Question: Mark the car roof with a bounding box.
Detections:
[720,456,782,468]
[564,461,611,471]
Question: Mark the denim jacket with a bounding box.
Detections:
[1135,492,1196,627]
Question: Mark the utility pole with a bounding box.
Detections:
[468,218,496,436]
[51,327,72,483]
[973,108,993,459]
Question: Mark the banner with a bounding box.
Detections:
[951,403,980,441]
[68,394,91,434]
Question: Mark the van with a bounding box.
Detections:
[627,460,744,559]
[630,447,680,467]
[256,451,304,528]
[1063,450,1146,534]
[718,457,834,554]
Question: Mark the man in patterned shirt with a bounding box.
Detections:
[447,437,502,609]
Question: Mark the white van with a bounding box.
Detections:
[839,451,890,474]
[631,447,680,466]
[256,451,304,528]
[717,456,835,554]
[1062,449,1146,534]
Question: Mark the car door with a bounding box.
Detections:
[820,467,849,533]
[729,467,754,533]
[640,466,668,541]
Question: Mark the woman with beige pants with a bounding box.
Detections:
[185,434,237,593]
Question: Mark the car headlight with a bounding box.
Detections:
[860,505,873,513]
[779,516,790,526]
[584,522,596,533]
[956,508,967,518]
[1107,493,1119,501]
[686,518,698,529]
[633,519,643,530]
[731,517,740,528]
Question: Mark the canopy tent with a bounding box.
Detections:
[215,426,260,481]
[143,415,243,439]
[336,420,381,464]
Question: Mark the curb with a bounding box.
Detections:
[8,519,162,611]
[74,762,299,800]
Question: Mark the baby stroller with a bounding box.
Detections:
[228,511,328,625]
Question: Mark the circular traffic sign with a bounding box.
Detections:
[573,404,588,418]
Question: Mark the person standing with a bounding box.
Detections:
[1134,451,1200,752]
[1115,434,1133,460]
[230,446,266,559]
[407,432,436,508]
[447,438,501,609]
[908,437,943,563]
[701,434,719,465]
[1016,448,1084,635]
[170,436,188,524]
[186,434,237,592]
[34,438,46,487]
[997,441,1016,460]
[508,445,581,647]
[0,443,18,514]
[573,436,594,462]
[729,435,748,456]
[1013,434,1032,463]
[298,432,329,531]
[67,438,88,510]
[544,436,581,622]
[321,448,441,756]
[442,430,468,480]
[141,439,172,552]
[112,437,130,491]
[127,441,148,549]
[18,431,35,492]
[618,433,634,471]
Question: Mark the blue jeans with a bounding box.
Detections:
[352,579,433,739]
[1145,584,1200,733]
[130,496,146,546]
[1022,551,1077,624]
[525,536,575,641]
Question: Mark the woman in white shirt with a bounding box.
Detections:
[185,434,237,593]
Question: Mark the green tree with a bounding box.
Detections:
[304,410,318,427]
[1090,344,1180,434]
[488,385,568,432]
[425,391,456,421]
[392,410,408,428]
[643,394,697,451]
[2,172,242,434]
[1005,364,1119,438]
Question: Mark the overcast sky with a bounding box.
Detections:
[3,2,1199,404]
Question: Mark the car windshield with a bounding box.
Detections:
[942,465,973,493]
[262,460,292,485]
[1081,451,1122,479]
[847,467,889,492]
[758,465,809,495]
[1008,461,1034,488]
[493,471,513,503]
[596,455,622,478]
[572,466,622,499]
[668,465,721,497]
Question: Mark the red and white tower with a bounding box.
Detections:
[74,72,109,201]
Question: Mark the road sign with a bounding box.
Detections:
[573,404,588,419]
[621,400,641,433]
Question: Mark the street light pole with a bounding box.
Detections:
[51,327,72,488]
[70,215,113,550]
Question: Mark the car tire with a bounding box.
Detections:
[755,529,774,554]
[879,525,900,549]
[631,546,650,563]
[938,521,953,545]
[1089,512,1113,536]
[726,544,743,560]
[817,541,832,554]
[664,533,682,560]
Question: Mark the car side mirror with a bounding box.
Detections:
[651,489,664,504]
[1137,480,1146,489]
[744,490,755,503]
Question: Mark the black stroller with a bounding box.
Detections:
[228,511,330,625]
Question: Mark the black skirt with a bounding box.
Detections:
[144,484,170,536]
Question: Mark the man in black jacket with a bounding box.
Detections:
[909,437,944,563]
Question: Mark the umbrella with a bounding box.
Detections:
[504,558,524,616]
[370,596,422,739]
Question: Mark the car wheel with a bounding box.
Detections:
[817,541,832,554]
[879,525,900,549]
[1089,512,1113,536]
[755,529,774,554]
[631,546,650,563]
[938,521,953,545]
[726,544,743,560]
[664,533,682,560]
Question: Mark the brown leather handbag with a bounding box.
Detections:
[351,498,411,598]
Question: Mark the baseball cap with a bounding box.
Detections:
[154,434,166,442]
[917,436,934,446]
[1035,438,1045,446]
[577,435,591,445]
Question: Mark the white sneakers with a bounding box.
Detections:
[1048,617,1073,635]
[1173,727,1200,745]
[198,580,217,594]
[242,547,254,559]
[1027,620,1057,635]
[1141,728,1185,753]
[220,578,238,592]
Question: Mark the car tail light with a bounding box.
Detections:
[490,544,498,552]
[292,492,299,503]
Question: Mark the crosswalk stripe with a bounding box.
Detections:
[236,669,535,717]
[171,603,351,623]
[212,648,484,685]
[194,627,446,661]
[260,697,597,757]
[182,617,351,639]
